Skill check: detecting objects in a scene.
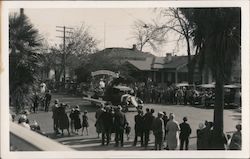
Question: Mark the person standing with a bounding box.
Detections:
[162,112,169,141]
[52,99,60,134]
[44,90,52,112]
[152,112,165,150]
[32,92,39,113]
[143,108,155,148]
[166,113,180,150]
[69,108,75,133]
[197,123,205,150]
[95,104,105,138]
[133,109,144,147]
[100,106,113,146]
[179,116,192,150]
[114,106,127,147]
[58,103,70,136]
[229,124,242,150]
[73,105,82,134]
[81,110,89,136]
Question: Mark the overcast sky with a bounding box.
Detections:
[10,8,187,56]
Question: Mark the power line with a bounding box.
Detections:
[56,26,73,84]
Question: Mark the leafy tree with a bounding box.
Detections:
[9,10,42,113]
[181,8,241,149]
[49,24,99,83]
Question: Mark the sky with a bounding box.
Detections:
[10,8,187,56]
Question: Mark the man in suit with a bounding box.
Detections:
[179,116,192,150]
[100,106,113,146]
[133,109,144,147]
[114,105,127,147]
[152,112,165,150]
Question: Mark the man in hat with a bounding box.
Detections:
[52,99,60,134]
[152,112,165,150]
[179,116,192,150]
[133,109,144,147]
[100,106,113,146]
[114,105,128,147]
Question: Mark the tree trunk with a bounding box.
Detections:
[212,67,225,149]
[186,37,193,84]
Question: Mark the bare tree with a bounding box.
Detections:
[156,8,196,84]
[131,20,168,52]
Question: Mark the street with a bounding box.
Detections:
[27,93,241,151]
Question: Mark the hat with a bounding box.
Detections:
[117,105,122,110]
[236,124,241,131]
[75,105,80,110]
[19,115,27,123]
[22,109,30,115]
[158,111,164,116]
[183,116,188,121]
[55,99,59,104]
[199,123,204,129]
[84,110,88,113]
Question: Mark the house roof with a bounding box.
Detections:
[91,47,154,61]
[127,55,190,71]
[127,57,154,71]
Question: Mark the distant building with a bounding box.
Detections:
[125,53,201,85]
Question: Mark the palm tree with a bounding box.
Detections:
[9,9,42,113]
[181,8,241,149]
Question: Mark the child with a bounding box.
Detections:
[82,110,89,135]
[69,108,75,133]
[125,122,131,141]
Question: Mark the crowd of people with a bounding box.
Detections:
[134,84,215,106]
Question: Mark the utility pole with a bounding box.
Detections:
[56,26,73,85]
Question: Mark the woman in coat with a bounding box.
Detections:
[73,105,82,134]
[166,113,180,150]
[58,103,70,136]
[229,124,241,150]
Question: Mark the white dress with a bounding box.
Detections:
[166,119,180,150]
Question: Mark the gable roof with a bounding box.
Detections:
[127,55,191,71]
[126,57,153,71]
[91,47,154,61]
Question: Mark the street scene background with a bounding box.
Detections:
[8,7,242,152]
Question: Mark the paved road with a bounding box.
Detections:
[27,93,241,151]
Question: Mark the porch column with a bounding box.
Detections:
[175,70,178,84]
[161,71,164,84]
[153,71,156,82]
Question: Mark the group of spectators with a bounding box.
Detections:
[134,84,213,106]
[94,104,191,150]
[52,99,89,136]
[31,90,52,113]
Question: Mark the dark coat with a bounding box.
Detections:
[143,113,155,130]
[102,111,114,129]
[114,111,127,131]
[179,122,192,139]
[152,117,164,134]
[73,110,82,129]
[134,114,144,132]
[58,106,69,130]
[82,114,89,127]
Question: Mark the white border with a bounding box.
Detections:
[1,1,249,159]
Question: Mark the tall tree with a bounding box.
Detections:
[9,10,42,113]
[156,8,195,84]
[181,8,241,149]
[49,24,99,83]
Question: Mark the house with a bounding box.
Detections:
[125,53,201,85]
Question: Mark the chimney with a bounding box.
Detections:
[132,44,137,51]
[165,53,172,62]
[20,8,24,15]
